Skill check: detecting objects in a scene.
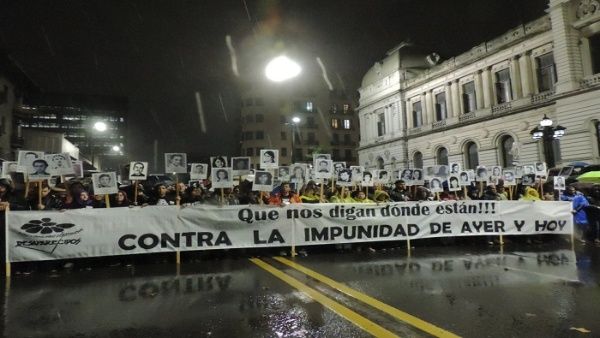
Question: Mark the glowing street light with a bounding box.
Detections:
[265,55,301,82]
[93,121,107,132]
[112,145,121,152]
[292,116,301,124]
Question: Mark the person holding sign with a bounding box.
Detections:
[0,178,28,211]
[149,184,177,206]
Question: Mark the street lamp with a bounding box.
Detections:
[287,116,301,164]
[265,55,302,82]
[530,114,566,168]
[94,121,107,132]
[112,145,121,152]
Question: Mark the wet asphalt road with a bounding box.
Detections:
[1,240,600,338]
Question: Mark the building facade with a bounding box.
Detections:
[240,88,358,168]
[358,0,600,173]
[15,93,127,165]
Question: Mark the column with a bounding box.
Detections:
[510,56,522,99]
[519,51,533,96]
[451,80,460,115]
[425,91,434,123]
[421,92,429,125]
[474,71,484,109]
[548,0,583,93]
[405,100,412,130]
[445,83,453,117]
[481,67,493,107]
[359,114,367,144]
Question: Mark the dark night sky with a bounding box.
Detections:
[0,0,548,163]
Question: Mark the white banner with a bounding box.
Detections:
[6,201,573,262]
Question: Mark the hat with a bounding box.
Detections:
[394,180,405,185]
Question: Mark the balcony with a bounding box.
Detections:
[432,119,447,129]
[531,90,555,104]
[491,101,511,114]
[581,73,600,88]
[458,111,476,123]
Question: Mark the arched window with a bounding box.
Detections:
[436,147,448,165]
[499,135,514,167]
[413,152,423,168]
[376,157,384,169]
[465,142,479,169]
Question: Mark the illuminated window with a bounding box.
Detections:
[536,53,556,92]
[306,101,313,112]
[343,119,351,129]
[331,118,339,129]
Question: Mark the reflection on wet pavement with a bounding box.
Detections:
[1,243,599,337]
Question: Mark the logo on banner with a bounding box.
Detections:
[16,217,82,254]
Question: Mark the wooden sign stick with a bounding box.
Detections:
[221,188,225,205]
[134,180,139,205]
[320,183,324,201]
[105,194,111,208]
[175,173,180,206]
[24,176,30,199]
[38,181,42,208]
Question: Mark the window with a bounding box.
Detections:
[343,104,350,114]
[590,34,600,74]
[495,69,512,104]
[255,114,264,122]
[376,157,384,169]
[281,131,287,140]
[246,115,254,123]
[332,133,339,143]
[331,118,339,129]
[246,148,254,156]
[244,131,253,140]
[307,132,316,143]
[343,134,351,144]
[499,135,514,167]
[255,98,264,106]
[435,92,447,121]
[281,148,288,157]
[256,131,264,139]
[413,152,423,168]
[345,149,352,160]
[412,101,423,127]
[343,119,351,129]
[536,53,556,92]
[462,81,477,113]
[307,116,316,127]
[296,148,303,159]
[306,101,313,112]
[436,147,449,165]
[465,142,479,169]
[333,149,340,159]
[377,112,386,136]
[330,104,338,114]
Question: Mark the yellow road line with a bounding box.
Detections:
[274,256,460,338]
[249,258,399,338]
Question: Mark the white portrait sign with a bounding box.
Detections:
[45,153,75,176]
[92,172,118,195]
[260,149,279,169]
[164,153,187,174]
[253,170,273,192]
[211,168,233,189]
[189,163,208,180]
[129,161,149,180]
[231,157,251,176]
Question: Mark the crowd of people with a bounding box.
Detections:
[1,174,599,244]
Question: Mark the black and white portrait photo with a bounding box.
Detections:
[333,162,346,175]
[1,161,18,178]
[429,178,443,193]
[412,169,423,184]
[313,153,331,161]
[260,149,279,169]
[350,166,363,182]
[92,172,118,195]
[253,170,273,191]
[362,171,374,187]
[278,166,291,181]
[211,156,228,169]
[164,153,187,174]
[535,162,547,176]
[129,161,149,180]
[448,175,460,191]
[45,153,75,176]
[523,165,535,175]
[375,170,390,184]
[554,176,566,191]
[337,168,353,186]
[522,173,536,186]
[400,168,413,181]
[72,161,83,178]
[290,164,306,183]
[28,159,51,181]
[434,165,449,178]
[231,157,251,176]
[476,166,488,182]
[211,168,233,189]
[459,171,471,186]
[514,166,524,178]
[490,166,502,179]
[503,170,516,186]
[449,162,461,174]
[17,150,45,174]
[189,163,208,180]
[315,159,333,179]
[424,166,435,180]
[558,166,573,177]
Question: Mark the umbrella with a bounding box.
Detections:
[577,171,600,184]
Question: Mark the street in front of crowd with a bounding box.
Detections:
[1,241,599,338]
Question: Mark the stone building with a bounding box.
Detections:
[358,0,600,173]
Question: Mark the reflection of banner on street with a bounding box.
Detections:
[7,201,573,262]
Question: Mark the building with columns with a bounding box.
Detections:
[358,0,600,173]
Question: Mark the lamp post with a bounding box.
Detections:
[530,114,566,168]
[289,116,301,164]
[265,55,302,82]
